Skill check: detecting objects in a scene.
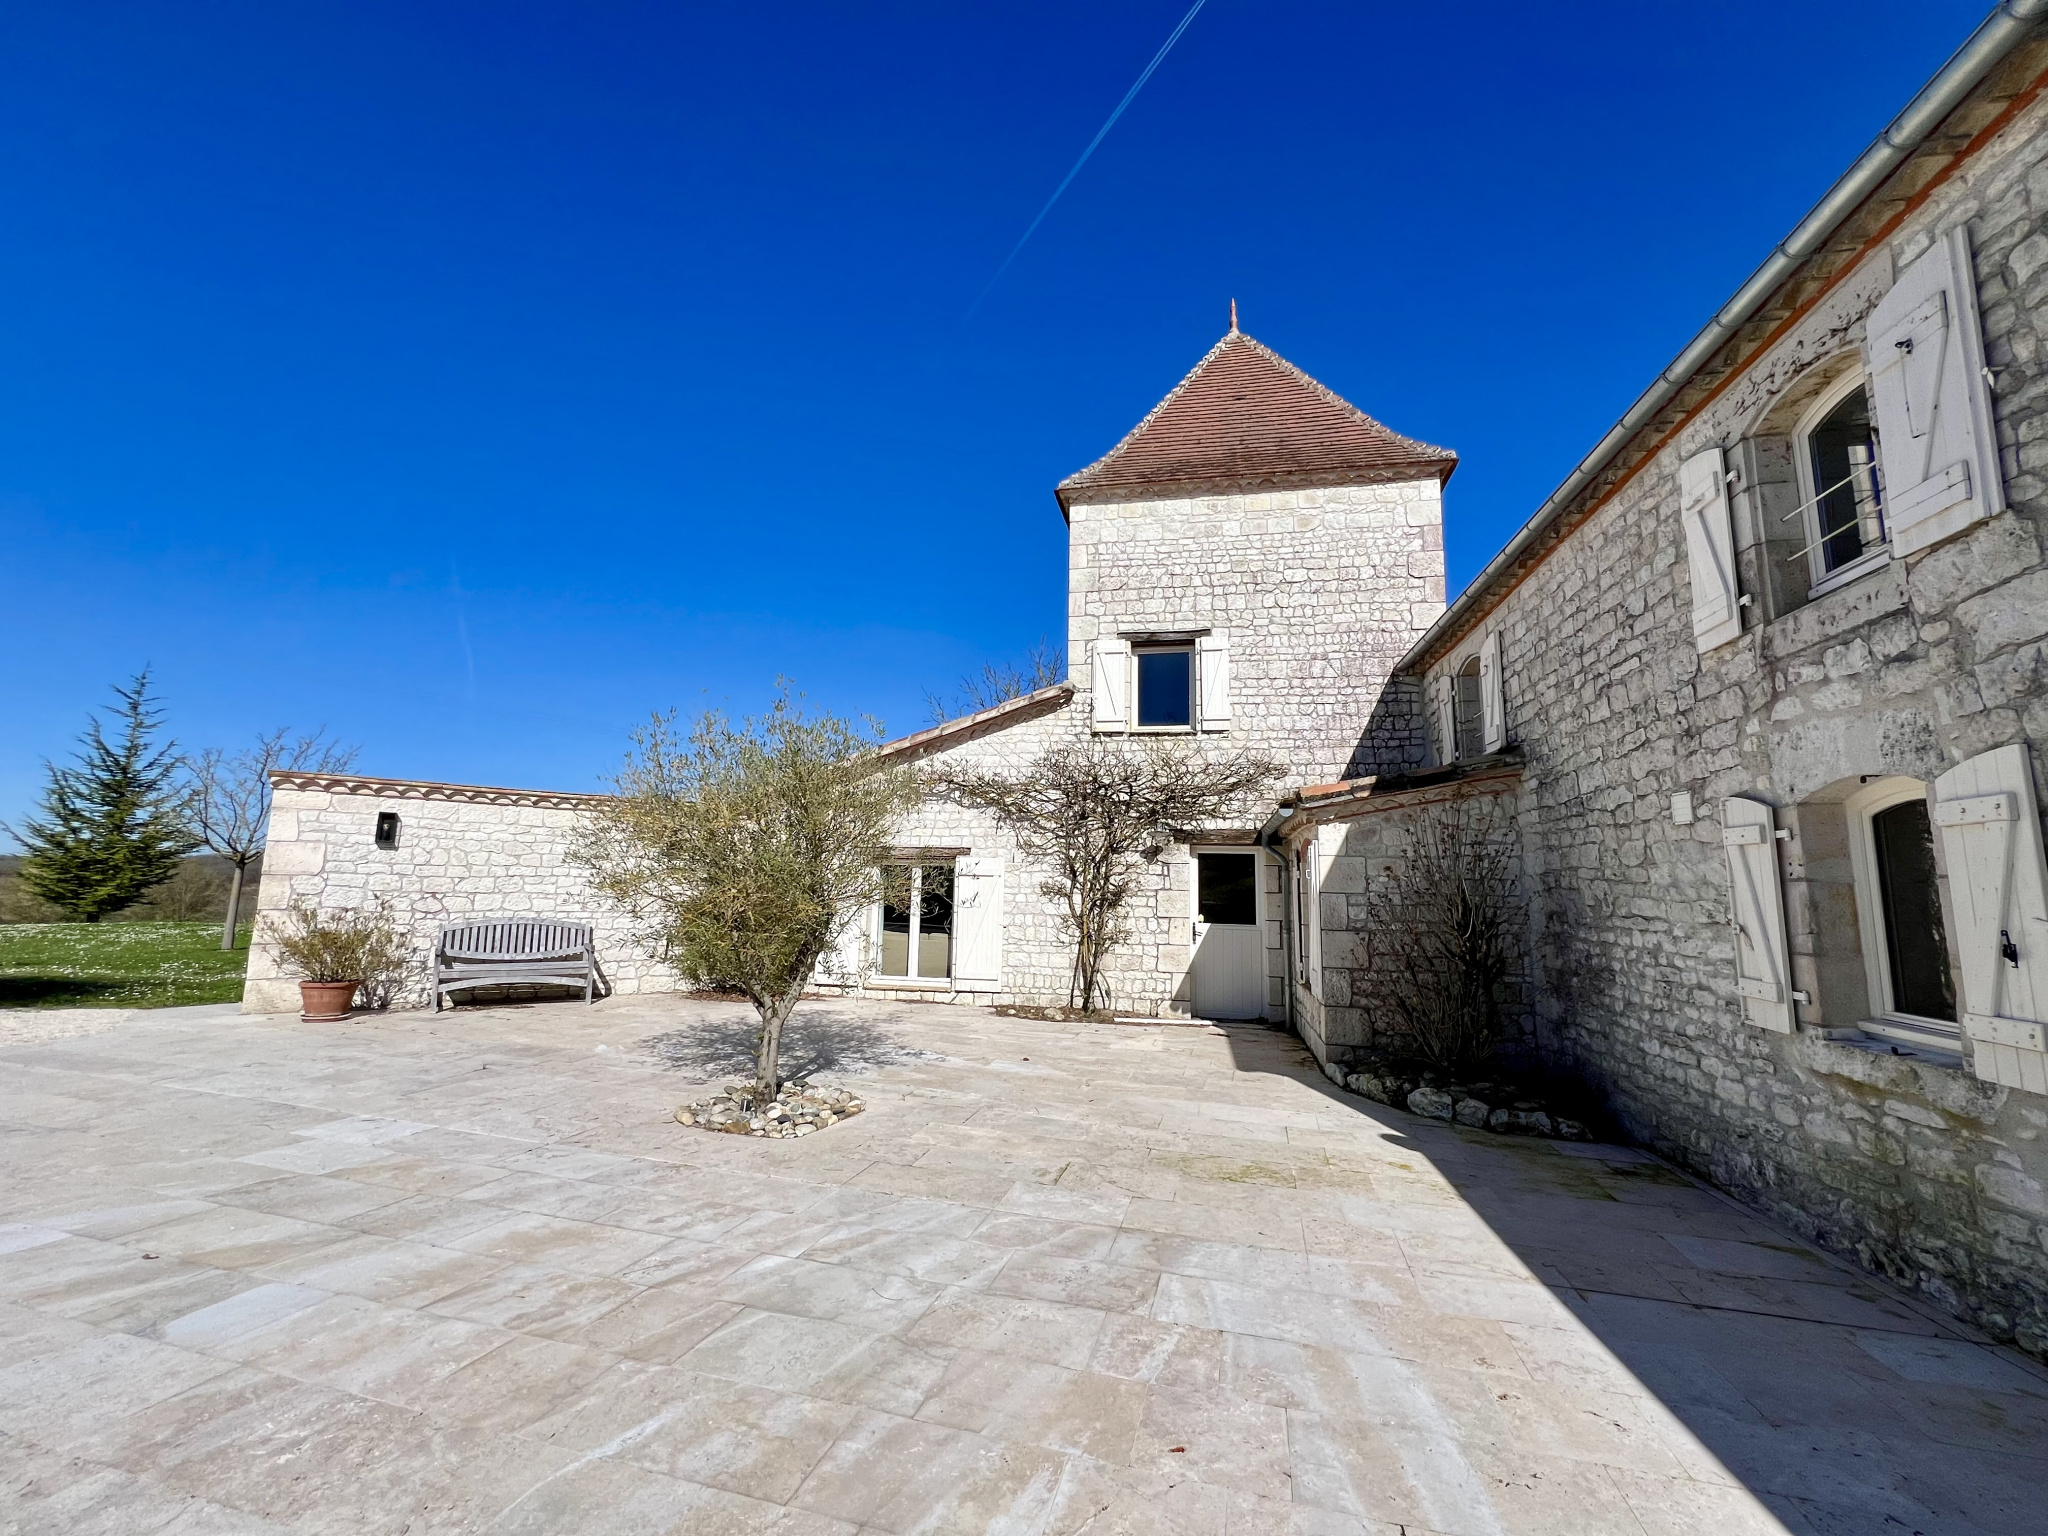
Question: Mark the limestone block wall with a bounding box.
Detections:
[1068,477,1442,790]
[1413,92,2048,1354]
[243,775,678,1014]
[1288,773,1529,1069]
[841,698,1286,1019]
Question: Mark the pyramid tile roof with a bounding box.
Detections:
[1057,327,1455,510]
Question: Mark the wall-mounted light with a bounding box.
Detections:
[375,812,400,851]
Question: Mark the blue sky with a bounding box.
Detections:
[0,0,1995,815]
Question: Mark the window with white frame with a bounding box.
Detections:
[1294,844,1312,975]
[1847,778,1957,1046]
[1133,644,1194,729]
[877,861,954,981]
[1794,375,1887,592]
[1452,655,1485,761]
[1293,839,1322,1000]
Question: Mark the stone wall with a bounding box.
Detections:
[1068,477,1443,788]
[1287,770,1529,1070]
[1402,91,2048,1355]
[838,697,1288,1019]
[243,776,678,1014]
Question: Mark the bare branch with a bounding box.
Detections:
[185,727,358,950]
[926,640,1066,726]
[928,740,1278,1012]
[1359,799,1520,1070]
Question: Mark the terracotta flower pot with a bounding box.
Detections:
[299,980,360,1022]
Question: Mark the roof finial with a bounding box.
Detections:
[1229,298,1238,333]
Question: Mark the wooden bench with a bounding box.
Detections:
[433,919,597,1010]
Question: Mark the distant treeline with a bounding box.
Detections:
[0,852,261,926]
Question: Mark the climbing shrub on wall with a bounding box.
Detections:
[931,741,1278,1014]
[1363,799,1518,1071]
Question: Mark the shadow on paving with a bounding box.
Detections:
[638,1002,949,1082]
[1223,1020,2048,1535]
[0,977,122,1007]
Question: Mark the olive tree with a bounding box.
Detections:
[929,741,1278,1013]
[575,689,920,1098]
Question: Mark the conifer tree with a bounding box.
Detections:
[10,672,197,922]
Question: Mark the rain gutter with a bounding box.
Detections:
[1398,0,2048,674]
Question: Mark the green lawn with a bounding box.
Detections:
[0,922,252,1009]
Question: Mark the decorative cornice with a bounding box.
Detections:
[268,771,606,810]
[1058,462,1442,511]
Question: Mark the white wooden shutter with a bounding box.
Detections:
[1867,227,2003,558]
[1090,638,1129,733]
[1305,836,1325,1003]
[952,855,1004,989]
[1197,633,1231,731]
[1933,746,2048,1092]
[1432,674,1456,764]
[1479,631,1504,753]
[1722,797,1793,1033]
[1680,446,1742,653]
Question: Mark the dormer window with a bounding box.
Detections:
[1134,645,1194,729]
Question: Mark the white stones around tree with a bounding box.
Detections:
[674,1081,865,1138]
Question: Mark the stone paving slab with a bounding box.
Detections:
[1,993,2044,1534]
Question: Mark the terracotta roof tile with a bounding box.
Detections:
[1057,328,1455,507]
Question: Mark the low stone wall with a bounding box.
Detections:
[243,774,678,1014]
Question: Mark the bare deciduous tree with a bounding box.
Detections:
[574,688,921,1099]
[930,741,1278,1013]
[1362,799,1519,1071]
[925,639,1065,726]
[186,729,358,951]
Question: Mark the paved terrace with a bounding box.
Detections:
[0,995,2042,1536]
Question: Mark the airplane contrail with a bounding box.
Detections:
[962,0,1210,323]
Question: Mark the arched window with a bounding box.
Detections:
[1795,375,1887,594]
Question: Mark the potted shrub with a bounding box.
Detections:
[269,900,406,1021]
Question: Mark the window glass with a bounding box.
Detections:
[1453,658,1484,760]
[879,865,913,977]
[1807,386,1885,574]
[917,864,954,979]
[1136,648,1193,728]
[877,862,954,980]
[1871,799,1955,1022]
[1198,852,1257,926]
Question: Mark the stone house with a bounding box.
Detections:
[811,324,1452,1020]
[244,7,2048,1357]
[1279,13,2048,1355]
[244,324,1454,1023]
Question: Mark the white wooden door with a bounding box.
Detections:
[1192,849,1265,1020]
